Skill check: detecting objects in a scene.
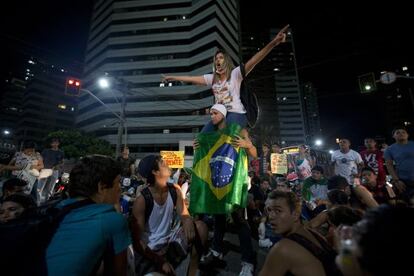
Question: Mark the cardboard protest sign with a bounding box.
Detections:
[271,153,288,174]
[161,151,185,168]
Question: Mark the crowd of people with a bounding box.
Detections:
[1,24,414,276]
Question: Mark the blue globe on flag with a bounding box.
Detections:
[209,143,238,188]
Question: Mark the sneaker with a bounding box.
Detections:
[200,248,223,263]
[258,238,273,248]
[200,251,211,263]
[239,262,254,276]
[210,248,223,260]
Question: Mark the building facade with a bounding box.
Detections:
[1,57,77,145]
[302,82,321,144]
[271,27,306,146]
[78,0,240,156]
[16,58,77,144]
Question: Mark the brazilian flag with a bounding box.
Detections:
[190,124,249,214]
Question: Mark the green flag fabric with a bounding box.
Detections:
[190,124,249,214]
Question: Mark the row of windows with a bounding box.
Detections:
[279,127,304,131]
[92,0,114,23]
[220,0,238,23]
[97,3,235,41]
[93,126,200,137]
[91,1,191,32]
[88,1,238,56]
[87,0,209,46]
[18,119,73,129]
[280,134,305,138]
[77,107,210,127]
[101,56,211,78]
[125,144,180,154]
[84,39,224,79]
[87,12,237,64]
[78,98,213,126]
[281,121,304,125]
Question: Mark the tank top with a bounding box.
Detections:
[145,192,174,251]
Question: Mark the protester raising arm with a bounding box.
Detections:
[162,75,206,85]
[162,24,289,84]
[245,24,289,75]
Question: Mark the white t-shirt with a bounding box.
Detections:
[331,149,363,184]
[203,66,246,114]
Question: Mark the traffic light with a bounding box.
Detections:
[358,73,377,94]
[65,77,81,96]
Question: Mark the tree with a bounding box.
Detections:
[47,130,113,159]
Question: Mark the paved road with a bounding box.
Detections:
[199,232,270,276]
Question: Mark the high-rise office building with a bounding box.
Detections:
[240,28,310,146]
[271,27,306,146]
[1,56,78,144]
[302,82,321,143]
[240,31,279,143]
[0,78,25,139]
[15,57,78,143]
[78,0,240,156]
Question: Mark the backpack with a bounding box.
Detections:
[0,199,94,276]
[286,229,342,276]
[141,183,178,223]
[240,63,260,128]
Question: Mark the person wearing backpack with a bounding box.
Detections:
[162,25,289,131]
[131,154,207,276]
[260,191,341,276]
[46,155,132,275]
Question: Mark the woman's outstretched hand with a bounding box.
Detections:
[161,74,173,82]
[272,24,289,46]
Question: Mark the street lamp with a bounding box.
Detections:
[97,78,110,89]
[66,76,129,157]
[314,139,323,147]
[3,130,11,136]
[97,77,128,157]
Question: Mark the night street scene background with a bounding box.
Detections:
[1,1,414,276]
[1,0,413,152]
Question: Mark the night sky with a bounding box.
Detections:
[1,1,413,149]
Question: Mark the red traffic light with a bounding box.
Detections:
[65,77,81,96]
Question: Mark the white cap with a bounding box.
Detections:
[211,104,227,117]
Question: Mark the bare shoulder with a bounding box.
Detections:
[268,239,296,259]
[133,193,146,214]
[274,237,327,276]
[354,184,369,194]
[274,237,321,262]
[260,240,291,276]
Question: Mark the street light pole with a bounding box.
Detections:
[89,76,130,157]
[80,89,124,122]
[116,90,127,157]
[80,88,127,157]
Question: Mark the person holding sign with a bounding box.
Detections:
[160,151,185,169]
[162,25,290,133]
